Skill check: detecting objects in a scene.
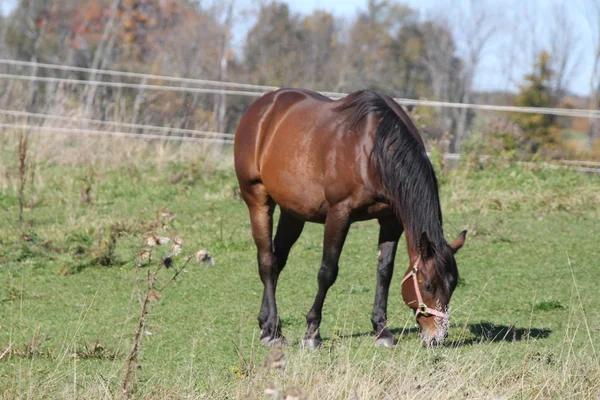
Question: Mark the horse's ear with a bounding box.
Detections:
[450,230,467,254]
[418,232,433,258]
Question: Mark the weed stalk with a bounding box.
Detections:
[122,267,160,398]
[17,132,29,237]
[122,243,193,398]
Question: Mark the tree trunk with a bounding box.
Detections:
[27,2,47,115]
[213,2,233,136]
[83,0,121,121]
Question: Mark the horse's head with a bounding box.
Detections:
[401,230,466,347]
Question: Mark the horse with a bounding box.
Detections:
[234,88,466,348]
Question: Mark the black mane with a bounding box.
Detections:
[335,90,449,262]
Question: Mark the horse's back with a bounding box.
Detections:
[235,88,330,179]
[235,89,368,221]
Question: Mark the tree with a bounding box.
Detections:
[419,19,466,141]
[342,0,416,93]
[549,2,580,96]
[511,51,562,156]
[583,0,600,148]
[244,2,304,87]
[450,0,499,152]
[300,10,339,90]
[388,22,428,100]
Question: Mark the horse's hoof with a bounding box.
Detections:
[375,337,397,347]
[260,334,287,347]
[268,337,288,347]
[260,335,271,345]
[301,338,322,350]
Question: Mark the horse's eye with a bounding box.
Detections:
[424,280,433,293]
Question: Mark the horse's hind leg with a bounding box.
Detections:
[241,184,285,346]
[256,210,305,338]
[303,205,351,350]
[372,218,403,347]
[274,211,305,272]
[257,210,305,326]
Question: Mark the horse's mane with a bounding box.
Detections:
[334,90,451,270]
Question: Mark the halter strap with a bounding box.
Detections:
[401,257,448,319]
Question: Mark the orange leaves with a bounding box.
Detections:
[40,0,201,62]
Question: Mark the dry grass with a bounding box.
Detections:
[0,126,598,400]
[231,341,599,399]
[0,128,233,216]
[228,283,600,399]
[0,127,231,170]
[2,323,598,399]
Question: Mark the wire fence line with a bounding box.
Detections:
[0,109,234,138]
[0,60,598,173]
[0,58,277,92]
[1,121,598,173]
[0,73,267,97]
[2,59,600,119]
[0,122,234,144]
[1,121,597,173]
[555,159,600,167]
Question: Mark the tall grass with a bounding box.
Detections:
[2,289,599,399]
[0,128,599,399]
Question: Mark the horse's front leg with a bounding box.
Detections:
[372,218,403,347]
[302,206,351,350]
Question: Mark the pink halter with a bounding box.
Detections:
[401,256,448,319]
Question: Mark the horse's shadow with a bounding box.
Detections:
[340,322,551,347]
[445,322,552,347]
[341,326,420,340]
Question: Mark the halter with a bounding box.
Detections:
[401,256,448,319]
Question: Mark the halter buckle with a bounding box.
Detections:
[418,303,429,316]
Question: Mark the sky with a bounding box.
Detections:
[1,0,595,96]
[233,0,595,96]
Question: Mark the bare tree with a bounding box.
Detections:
[549,2,581,96]
[583,0,600,147]
[451,0,499,152]
[83,0,121,120]
[421,19,458,138]
[24,0,51,113]
[0,1,9,57]
[214,1,234,134]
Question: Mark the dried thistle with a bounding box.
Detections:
[264,384,280,399]
[195,248,214,265]
[136,248,152,267]
[263,347,287,371]
[158,255,193,292]
[147,290,161,303]
[158,208,175,228]
[162,257,173,269]
[169,237,184,256]
[145,233,170,247]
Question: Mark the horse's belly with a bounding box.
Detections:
[353,202,393,221]
[263,172,328,222]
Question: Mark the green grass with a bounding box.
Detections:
[1,156,599,399]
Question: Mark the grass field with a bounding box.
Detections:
[1,142,599,399]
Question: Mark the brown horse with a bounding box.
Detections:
[234,88,466,348]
